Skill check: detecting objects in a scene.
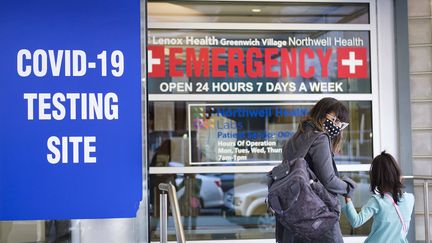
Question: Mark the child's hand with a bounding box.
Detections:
[345,197,352,204]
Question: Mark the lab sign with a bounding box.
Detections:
[0,0,142,219]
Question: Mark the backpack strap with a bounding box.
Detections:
[290,130,326,160]
[298,131,328,174]
[385,194,407,235]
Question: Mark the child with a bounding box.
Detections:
[342,151,414,243]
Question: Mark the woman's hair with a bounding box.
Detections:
[370,151,404,204]
[295,97,349,152]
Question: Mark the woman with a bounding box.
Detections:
[277,97,356,243]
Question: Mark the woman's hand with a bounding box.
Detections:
[342,177,357,198]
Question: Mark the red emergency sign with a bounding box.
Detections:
[147,46,368,79]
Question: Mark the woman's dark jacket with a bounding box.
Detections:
[277,122,349,242]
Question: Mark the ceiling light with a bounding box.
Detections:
[251,9,261,13]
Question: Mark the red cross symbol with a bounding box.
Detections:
[337,47,368,78]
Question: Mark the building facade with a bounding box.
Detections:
[0,0,431,243]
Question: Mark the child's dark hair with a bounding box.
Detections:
[370,151,404,204]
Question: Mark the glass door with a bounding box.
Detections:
[146,1,377,241]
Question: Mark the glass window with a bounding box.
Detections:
[148,30,371,94]
[148,2,369,24]
[148,101,373,167]
[339,171,373,236]
[149,171,372,241]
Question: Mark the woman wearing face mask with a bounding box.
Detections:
[277,97,356,243]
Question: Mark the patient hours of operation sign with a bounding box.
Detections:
[0,0,142,219]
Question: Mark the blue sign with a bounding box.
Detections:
[0,0,142,219]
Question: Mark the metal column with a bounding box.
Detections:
[160,192,168,243]
[159,183,186,243]
[424,181,430,243]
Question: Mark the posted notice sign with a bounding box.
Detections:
[188,103,311,165]
[0,0,142,219]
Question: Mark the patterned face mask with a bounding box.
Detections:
[323,119,341,139]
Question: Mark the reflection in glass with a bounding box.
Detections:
[148,101,373,167]
[148,100,374,240]
[339,172,373,236]
[149,172,373,241]
[150,173,273,241]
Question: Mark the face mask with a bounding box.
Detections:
[323,119,341,139]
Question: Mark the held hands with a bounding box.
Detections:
[342,177,357,199]
[344,197,352,204]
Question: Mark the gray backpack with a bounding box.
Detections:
[267,151,339,240]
